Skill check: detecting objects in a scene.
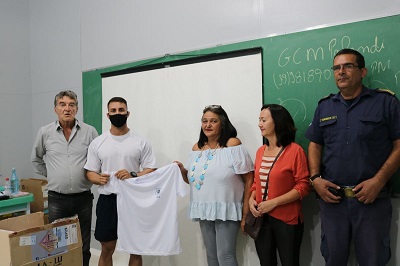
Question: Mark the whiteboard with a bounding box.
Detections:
[101,52,263,166]
[100,51,265,265]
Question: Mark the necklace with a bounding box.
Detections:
[189,143,219,190]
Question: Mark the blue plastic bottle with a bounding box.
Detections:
[10,168,19,195]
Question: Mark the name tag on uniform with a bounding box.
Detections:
[320,116,337,122]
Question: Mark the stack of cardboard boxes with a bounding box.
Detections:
[20,178,49,223]
[0,212,83,265]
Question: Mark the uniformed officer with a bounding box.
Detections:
[306,48,400,266]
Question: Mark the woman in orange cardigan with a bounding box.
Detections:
[249,104,310,266]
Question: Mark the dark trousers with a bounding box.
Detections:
[48,190,93,266]
[255,214,304,266]
[319,197,392,266]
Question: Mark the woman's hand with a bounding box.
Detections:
[249,195,262,217]
[257,199,278,214]
[240,219,246,233]
[173,161,184,171]
[173,161,189,184]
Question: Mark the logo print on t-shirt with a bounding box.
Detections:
[155,187,161,198]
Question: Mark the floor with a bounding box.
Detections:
[89,249,130,266]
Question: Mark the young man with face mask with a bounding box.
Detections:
[85,97,157,266]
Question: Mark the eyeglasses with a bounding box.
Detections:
[204,105,221,109]
[331,63,360,72]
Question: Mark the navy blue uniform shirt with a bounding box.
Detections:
[306,86,400,186]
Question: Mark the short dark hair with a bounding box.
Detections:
[54,90,78,107]
[107,97,128,110]
[261,104,296,147]
[198,105,237,149]
[334,48,365,68]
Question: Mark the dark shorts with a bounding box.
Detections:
[94,194,118,242]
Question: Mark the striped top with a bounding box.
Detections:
[251,143,311,224]
[259,156,275,198]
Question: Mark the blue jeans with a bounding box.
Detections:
[199,220,240,266]
[48,190,93,266]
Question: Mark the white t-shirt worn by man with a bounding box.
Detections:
[84,130,157,195]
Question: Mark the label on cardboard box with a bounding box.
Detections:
[20,236,37,246]
[54,223,79,247]
[18,223,79,262]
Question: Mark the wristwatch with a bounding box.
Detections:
[130,171,138,178]
[309,174,321,186]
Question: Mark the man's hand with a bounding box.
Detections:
[115,169,131,180]
[354,178,384,204]
[312,177,342,203]
[98,173,110,185]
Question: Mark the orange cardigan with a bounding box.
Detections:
[250,143,310,224]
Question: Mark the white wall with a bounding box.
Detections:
[30,0,83,136]
[0,0,399,265]
[80,0,400,72]
[0,1,32,179]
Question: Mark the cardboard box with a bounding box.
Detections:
[0,212,82,266]
[20,178,49,214]
[44,214,49,225]
[0,210,26,221]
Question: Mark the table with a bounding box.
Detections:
[0,193,34,216]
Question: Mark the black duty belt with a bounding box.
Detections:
[336,186,389,198]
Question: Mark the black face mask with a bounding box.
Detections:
[109,114,128,128]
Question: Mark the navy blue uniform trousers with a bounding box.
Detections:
[319,197,391,266]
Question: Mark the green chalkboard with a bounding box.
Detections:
[262,15,400,195]
[83,14,400,195]
[263,15,400,149]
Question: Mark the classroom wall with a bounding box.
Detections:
[1,0,400,265]
[0,1,33,179]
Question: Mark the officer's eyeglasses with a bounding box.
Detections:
[331,63,360,72]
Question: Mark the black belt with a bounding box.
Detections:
[49,190,91,198]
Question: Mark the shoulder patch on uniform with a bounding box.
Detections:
[318,94,334,104]
[376,88,395,96]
